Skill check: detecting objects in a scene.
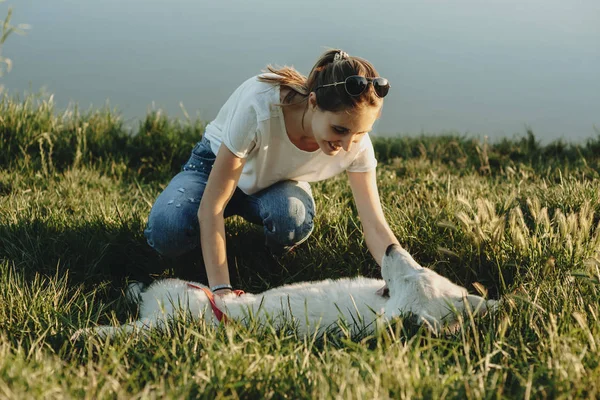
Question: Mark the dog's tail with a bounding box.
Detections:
[125,281,145,304]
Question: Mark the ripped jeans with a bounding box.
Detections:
[144,136,316,257]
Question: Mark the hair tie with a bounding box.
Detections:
[333,51,349,63]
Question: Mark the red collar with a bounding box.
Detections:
[186,283,244,323]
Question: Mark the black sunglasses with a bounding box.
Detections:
[316,75,390,98]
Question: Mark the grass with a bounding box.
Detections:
[0,92,599,399]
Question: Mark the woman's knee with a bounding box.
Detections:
[144,202,200,258]
[263,196,315,248]
[143,168,208,257]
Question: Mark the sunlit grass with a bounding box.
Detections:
[1,92,599,398]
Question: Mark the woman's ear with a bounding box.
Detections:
[308,92,318,110]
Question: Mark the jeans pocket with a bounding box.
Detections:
[183,137,216,172]
[192,136,216,158]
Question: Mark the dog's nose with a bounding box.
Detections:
[385,243,400,256]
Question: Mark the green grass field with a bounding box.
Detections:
[1,93,599,399]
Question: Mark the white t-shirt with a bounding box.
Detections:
[203,74,378,195]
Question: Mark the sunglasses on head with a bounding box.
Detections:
[316,75,391,98]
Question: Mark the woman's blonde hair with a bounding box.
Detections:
[258,49,383,112]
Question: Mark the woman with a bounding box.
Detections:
[145,49,414,296]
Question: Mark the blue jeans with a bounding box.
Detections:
[144,136,316,257]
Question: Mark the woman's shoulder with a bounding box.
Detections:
[231,74,278,104]
[233,74,280,119]
[236,74,278,94]
[213,74,281,125]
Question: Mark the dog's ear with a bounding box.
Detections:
[385,243,401,257]
[381,243,401,266]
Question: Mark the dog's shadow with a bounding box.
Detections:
[1,218,160,289]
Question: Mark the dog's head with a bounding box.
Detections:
[381,244,498,333]
[380,244,420,297]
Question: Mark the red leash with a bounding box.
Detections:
[186,283,244,323]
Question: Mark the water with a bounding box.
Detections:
[1,0,599,142]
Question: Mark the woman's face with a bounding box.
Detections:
[308,93,382,155]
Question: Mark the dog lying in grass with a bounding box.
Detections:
[73,244,498,339]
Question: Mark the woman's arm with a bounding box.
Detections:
[347,169,400,266]
[199,144,246,293]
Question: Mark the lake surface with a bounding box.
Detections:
[1,0,599,142]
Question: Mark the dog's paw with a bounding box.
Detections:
[126,282,145,303]
[417,313,442,335]
[486,299,500,313]
[70,328,89,342]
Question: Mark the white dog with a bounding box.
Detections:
[73,244,497,339]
